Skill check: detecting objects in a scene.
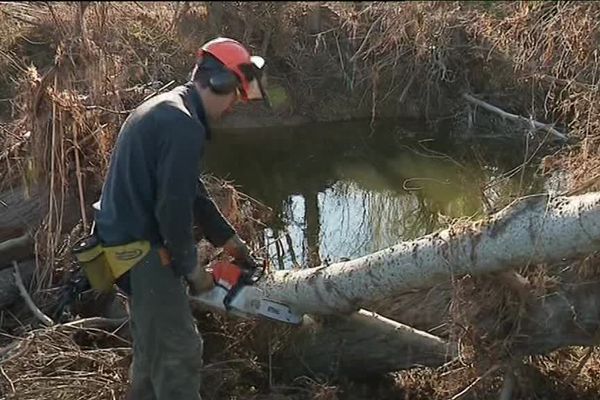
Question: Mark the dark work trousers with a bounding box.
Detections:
[124,247,203,400]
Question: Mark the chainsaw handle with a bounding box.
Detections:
[240,257,265,284]
[219,257,266,311]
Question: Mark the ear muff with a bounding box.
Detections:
[194,54,241,95]
[208,70,240,95]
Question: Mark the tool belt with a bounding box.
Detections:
[71,234,153,292]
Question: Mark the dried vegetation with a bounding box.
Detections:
[1,2,600,399]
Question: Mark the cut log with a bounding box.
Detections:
[256,192,600,315]
[0,185,45,268]
[0,184,82,268]
[0,184,84,238]
[0,179,234,268]
[277,309,456,379]
[0,233,33,270]
[0,185,50,241]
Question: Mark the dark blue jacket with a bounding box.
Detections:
[95,82,235,277]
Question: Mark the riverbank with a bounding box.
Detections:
[1,2,596,188]
[1,2,600,399]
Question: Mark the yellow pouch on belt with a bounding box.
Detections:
[103,240,151,279]
[72,236,151,292]
[72,235,113,292]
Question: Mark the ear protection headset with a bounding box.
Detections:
[197,53,266,99]
[207,68,241,95]
[197,54,242,95]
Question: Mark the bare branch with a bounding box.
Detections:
[462,93,568,142]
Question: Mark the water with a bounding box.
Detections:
[204,119,545,269]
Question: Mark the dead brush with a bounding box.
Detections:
[3,2,600,400]
[0,327,131,400]
[465,2,600,192]
[297,2,487,122]
[0,2,199,294]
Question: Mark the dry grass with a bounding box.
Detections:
[0,327,131,400]
[0,3,277,290]
[1,2,600,400]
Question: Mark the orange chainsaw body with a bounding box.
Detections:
[193,259,303,325]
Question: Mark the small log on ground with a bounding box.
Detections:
[0,185,50,241]
[462,93,568,142]
[0,233,33,270]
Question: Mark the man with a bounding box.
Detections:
[93,37,270,400]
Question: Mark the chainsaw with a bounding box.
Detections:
[192,258,303,325]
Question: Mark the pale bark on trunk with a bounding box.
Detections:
[0,191,598,378]
[257,192,600,315]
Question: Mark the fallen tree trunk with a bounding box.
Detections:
[462,93,568,142]
[196,192,600,377]
[257,192,600,315]
[4,190,599,379]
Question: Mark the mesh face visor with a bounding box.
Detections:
[238,57,271,109]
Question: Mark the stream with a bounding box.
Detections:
[205,119,550,270]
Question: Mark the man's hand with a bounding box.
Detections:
[222,234,254,269]
[185,264,214,296]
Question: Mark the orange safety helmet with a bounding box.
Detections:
[197,37,270,107]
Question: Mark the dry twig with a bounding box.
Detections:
[449,364,501,400]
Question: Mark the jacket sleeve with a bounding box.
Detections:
[194,177,236,247]
[154,117,201,276]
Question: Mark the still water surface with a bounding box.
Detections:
[205,120,545,269]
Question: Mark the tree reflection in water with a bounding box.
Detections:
[205,119,544,270]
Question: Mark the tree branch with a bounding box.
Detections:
[462,93,568,142]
